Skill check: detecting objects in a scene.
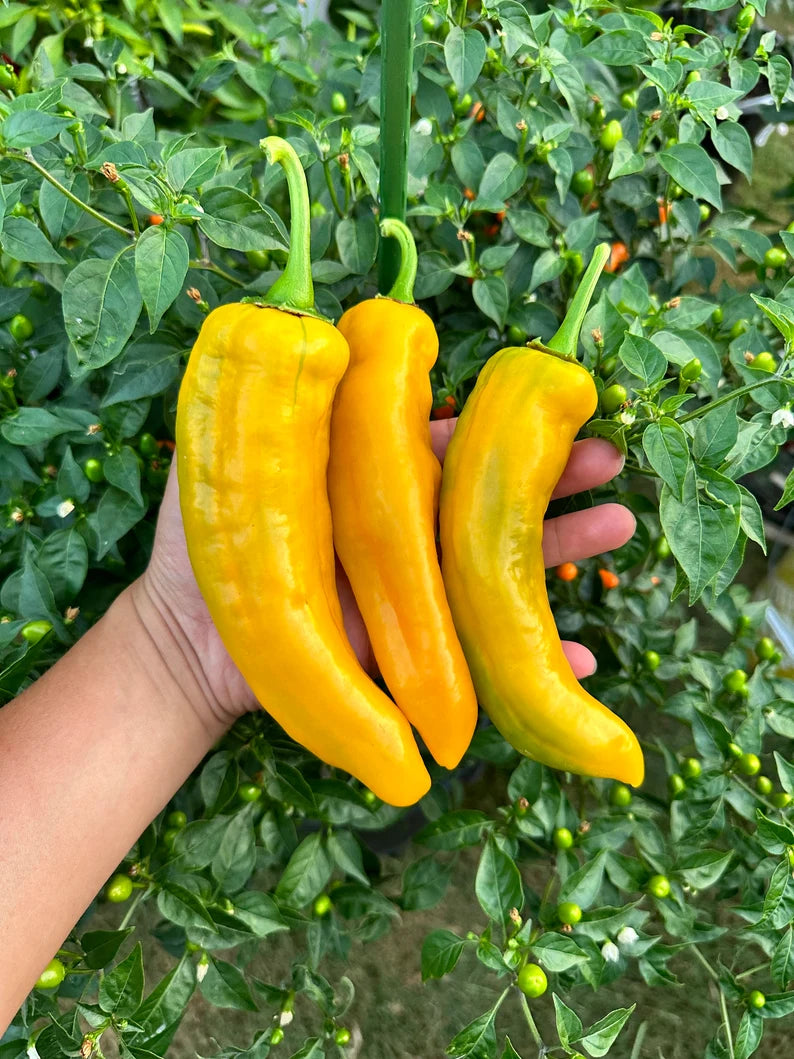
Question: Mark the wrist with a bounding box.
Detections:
[125,575,234,741]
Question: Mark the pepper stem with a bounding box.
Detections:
[546,242,611,357]
[259,137,315,314]
[380,218,417,304]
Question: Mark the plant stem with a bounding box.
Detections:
[188,259,246,288]
[10,150,134,238]
[692,943,721,984]
[629,1021,648,1059]
[547,243,611,358]
[378,0,415,294]
[260,136,316,314]
[735,962,768,981]
[519,993,544,1050]
[380,218,417,303]
[678,376,792,423]
[719,986,736,1059]
[121,186,140,237]
[323,159,344,218]
[118,886,147,930]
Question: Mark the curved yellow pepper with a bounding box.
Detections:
[328,221,478,769]
[176,140,430,806]
[439,245,644,786]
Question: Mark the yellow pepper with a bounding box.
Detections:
[328,220,478,769]
[439,244,644,786]
[176,138,430,806]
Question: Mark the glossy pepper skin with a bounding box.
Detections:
[328,221,477,768]
[176,140,430,807]
[439,245,644,786]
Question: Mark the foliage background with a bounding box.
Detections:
[3,0,794,1056]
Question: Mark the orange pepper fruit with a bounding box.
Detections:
[556,562,578,582]
[604,241,629,273]
[599,568,620,589]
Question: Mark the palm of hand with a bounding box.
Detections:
[142,426,633,723]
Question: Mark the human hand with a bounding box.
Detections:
[136,427,633,728]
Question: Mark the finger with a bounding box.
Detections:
[429,419,624,497]
[562,640,597,678]
[543,503,636,568]
[551,438,624,499]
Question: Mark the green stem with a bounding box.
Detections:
[547,243,610,358]
[377,0,415,295]
[678,376,792,423]
[719,986,736,1059]
[380,218,417,303]
[9,150,133,238]
[121,186,140,237]
[118,886,147,930]
[519,993,544,1050]
[735,962,768,981]
[692,943,721,985]
[260,137,315,314]
[323,159,344,219]
[188,258,245,288]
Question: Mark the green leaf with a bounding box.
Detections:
[198,187,287,252]
[327,830,370,884]
[444,26,486,94]
[676,850,732,889]
[642,419,690,498]
[165,147,225,192]
[134,225,190,331]
[81,928,134,970]
[211,807,257,894]
[472,276,509,328]
[401,854,453,911]
[693,401,739,465]
[446,1006,498,1059]
[530,933,588,972]
[37,527,88,604]
[734,1011,763,1059]
[336,215,378,274]
[658,144,722,209]
[232,891,288,938]
[475,153,526,210]
[2,110,72,148]
[0,216,64,263]
[158,881,219,932]
[475,834,523,926]
[559,851,607,908]
[767,55,791,109]
[579,1005,635,1057]
[711,122,753,181]
[771,928,794,990]
[135,959,196,1047]
[199,956,258,1011]
[63,251,143,368]
[275,832,333,907]
[415,810,489,851]
[583,30,647,65]
[421,929,466,981]
[553,995,583,1051]
[39,171,90,243]
[774,751,794,794]
[750,294,794,345]
[1,407,75,446]
[618,332,666,385]
[98,943,145,1018]
[103,446,143,506]
[87,487,146,560]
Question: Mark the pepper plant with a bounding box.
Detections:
[2,0,794,1056]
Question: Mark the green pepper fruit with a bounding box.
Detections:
[507,325,527,345]
[723,669,748,693]
[685,70,701,84]
[553,827,574,850]
[729,319,748,339]
[681,757,702,780]
[167,810,188,828]
[735,5,756,32]
[334,1028,352,1046]
[764,246,787,270]
[647,874,671,899]
[601,384,627,413]
[751,351,777,372]
[9,314,34,342]
[680,358,702,382]
[619,90,637,109]
[727,741,744,759]
[654,536,671,559]
[313,894,332,917]
[771,792,792,808]
[21,620,52,644]
[756,637,776,660]
[737,752,761,776]
[83,458,105,483]
[756,775,773,796]
[668,773,686,798]
[106,874,133,902]
[600,120,623,151]
[139,433,160,458]
[610,783,632,807]
[557,901,583,926]
[271,1028,285,1046]
[246,249,271,270]
[238,783,263,802]
[699,204,711,222]
[642,650,660,671]
[517,963,547,998]
[571,169,595,197]
[748,990,766,1009]
[35,958,66,990]
[331,92,347,115]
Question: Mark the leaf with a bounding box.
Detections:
[88,487,146,560]
[734,1011,763,1059]
[771,928,794,989]
[0,216,64,263]
[583,30,647,65]
[475,153,526,209]
[444,26,486,94]
[81,928,133,970]
[767,54,791,109]
[211,807,257,893]
[472,276,509,328]
[232,891,288,938]
[693,401,739,465]
[39,171,90,243]
[676,850,732,889]
[37,527,88,604]
[446,1007,498,1059]
[165,146,225,192]
[157,882,219,932]
[336,215,377,274]
[774,467,794,511]
[103,447,143,506]
[198,187,287,252]
[711,122,753,180]
[530,933,588,972]
[642,419,690,498]
[275,832,333,907]
[1,407,75,446]
[421,929,466,981]
[134,225,189,331]
[553,995,583,1051]
[415,810,489,851]
[135,960,196,1046]
[618,332,666,385]
[475,834,523,926]
[579,1005,635,1057]
[658,143,722,209]
[401,854,453,911]
[63,251,143,368]
[659,466,740,604]
[98,943,144,1017]
[199,956,258,1012]
[2,110,72,147]
[750,294,794,345]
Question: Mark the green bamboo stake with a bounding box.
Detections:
[377,0,415,295]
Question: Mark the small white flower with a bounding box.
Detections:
[117,63,127,74]
[196,954,209,983]
[601,940,620,963]
[57,500,75,518]
[772,406,794,429]
[716,106,730,121]
[414,118,433,137]
[619,411,636,426]
[617,926,638,946]
[279,1010,294,1027]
